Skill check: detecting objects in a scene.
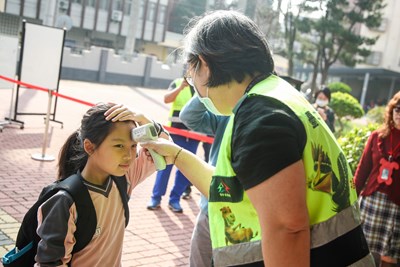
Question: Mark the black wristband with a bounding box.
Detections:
[152,121,161,136]
[153,121,169,137]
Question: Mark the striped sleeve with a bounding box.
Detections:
[35,191,77,266]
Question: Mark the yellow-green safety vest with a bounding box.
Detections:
[208,75,374,266]
[168,78,193,128]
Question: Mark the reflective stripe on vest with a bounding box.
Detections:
[167,78,193,127]
[208,75,373,266]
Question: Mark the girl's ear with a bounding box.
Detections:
[83,139,95,155]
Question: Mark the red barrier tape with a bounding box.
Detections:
[0,75,214,143]
[164,126,214,144]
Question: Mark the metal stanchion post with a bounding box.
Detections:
[31,88,55,161]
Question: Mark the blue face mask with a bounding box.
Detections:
[196,88,224,115]
[187,64,224,116]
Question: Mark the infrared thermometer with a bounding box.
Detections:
[131,123,166,171]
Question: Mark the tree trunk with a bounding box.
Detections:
[310,49,321,93]
[288,57,294,77]
[320,67,329,86]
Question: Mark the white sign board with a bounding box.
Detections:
[17,22,65,114]
[20,23,64,90]
[0,35,18,89]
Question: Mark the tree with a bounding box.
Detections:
[282,0,311,76]
[330,91,364,132]
[254,0,281,40]
[168,0,206,33]
[317,0,385,85]
[208,0,238,10]
[298,0,384,91]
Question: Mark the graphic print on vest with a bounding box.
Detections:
[220,206,258,245]
[209,176,244,202]
[307,143,352,212]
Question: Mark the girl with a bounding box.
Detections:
[35,103,169,266]
[354,92,400,267]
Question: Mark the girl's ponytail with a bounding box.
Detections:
[57,130,88,180]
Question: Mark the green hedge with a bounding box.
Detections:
[327,82,352,94]
[338,123,379,174]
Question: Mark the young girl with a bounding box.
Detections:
[34,103,169,266]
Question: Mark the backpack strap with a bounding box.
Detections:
[56,174,97,254]
[111,176,130,226]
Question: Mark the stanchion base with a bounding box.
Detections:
[31,153,55,161]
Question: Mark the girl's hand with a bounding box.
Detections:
[104,104,152,126]
[140,138,182,165]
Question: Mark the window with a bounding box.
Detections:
[147,3,156,22]
[113,0,123,10]
[124,0,131,15]
[157,5,166,24]
[99,0,109,10]
[87,0,96,7]
[365,51,382,66]
[139,1,144,19]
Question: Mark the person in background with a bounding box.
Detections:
[141,10,375,266]
[180,95,229,266]
[313,87,335,133]
[146,78,199,213]
[36,103,169,266]
[354,91,400,267]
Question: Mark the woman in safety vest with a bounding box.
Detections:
[141,10,374,267]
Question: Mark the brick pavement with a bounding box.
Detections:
[0,80,204,267]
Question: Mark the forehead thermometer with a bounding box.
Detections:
[131,123,166,171]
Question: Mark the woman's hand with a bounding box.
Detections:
[104,104,152,126]
[140,138,182,165]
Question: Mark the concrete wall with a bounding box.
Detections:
[0,38,184,89]
[59,46,184,89]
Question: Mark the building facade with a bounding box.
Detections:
[1,0,176,60]
[357,0,400,72]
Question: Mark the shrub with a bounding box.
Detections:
[327,82,352,94]
[338,123,379,174]
[330,92,364,132]
[366,106,385,124]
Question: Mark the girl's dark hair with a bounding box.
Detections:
[57,103,116,179]
[183,10,275,87]
[378,91,400,138]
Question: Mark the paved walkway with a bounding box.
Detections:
[0,80,204,267]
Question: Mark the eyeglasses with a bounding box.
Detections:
[184,74,194,87]
[394,107,400,113]
[184,62,199,87]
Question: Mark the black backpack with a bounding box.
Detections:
[2,173,129,267]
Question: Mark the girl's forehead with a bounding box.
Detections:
[109,121,136,135]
